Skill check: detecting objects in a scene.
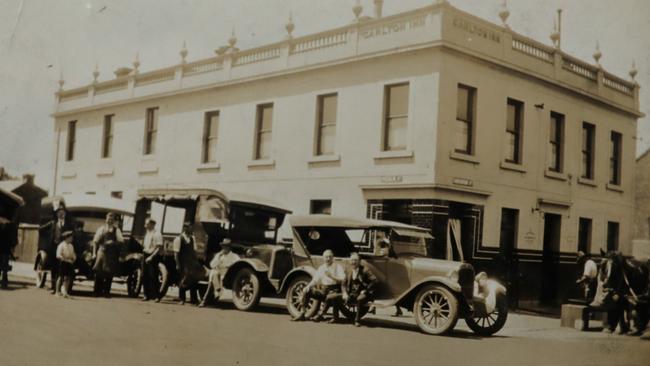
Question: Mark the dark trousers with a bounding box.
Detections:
[179,284,199,303]
[57,261,75,294]
[0,253,9,288]
[142,256,159,299]
[94,274,113,297]
[301,285,340,316]
[607,296,629,332]
[347,291,372,322]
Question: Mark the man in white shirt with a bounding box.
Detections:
[141,218,163,301]
[292,249,345,322]
[199,239,240,308]
[576,251,598,302]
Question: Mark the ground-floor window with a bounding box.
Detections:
[607,221,619,252]
[577,217,592,253]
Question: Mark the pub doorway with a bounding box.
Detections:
[541,213,561,305]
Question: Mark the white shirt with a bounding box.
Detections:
[209,250,240,271]
[310,262,345,287]
[143,230,163,254]
[583,259,598,279]
[56,241,76,263]
[92,225,124,245]
[172,233,196,253]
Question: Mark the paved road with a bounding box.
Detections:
[1,280,648,366]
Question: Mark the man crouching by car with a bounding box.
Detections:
[292,249,345,323]
[341,252,377,327]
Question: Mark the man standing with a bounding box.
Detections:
[342,252,378,327]
[292,249,345,322]
[0,221,17,289]
[199,239,239,308]
[40,206,73,294]
[141,218,162,301]
[172,223,205,305]
[92,212,124,297]
[576,251,598,302]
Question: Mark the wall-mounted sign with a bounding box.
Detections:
[361,15,426,39]
[452,18,501,43]
[452,177,473,187]
[524,230,535,243]
[381,175,403,183]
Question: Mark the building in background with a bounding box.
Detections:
[0,172,48,263]
[50,1,643,311]
[633,149,650,259]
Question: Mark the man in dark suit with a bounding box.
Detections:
[342,252,378,327]
[40,206,74,294]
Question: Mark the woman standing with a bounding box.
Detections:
[91,212,123,297]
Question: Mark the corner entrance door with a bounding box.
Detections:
[499,208,519,308]
[541,213,561,305]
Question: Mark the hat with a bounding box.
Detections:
[62,230,74,239]
[183,222,192,228]
[221,238,232,247]
[55,206,66,213]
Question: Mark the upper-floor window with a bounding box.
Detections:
[143,107,159,155]
[202,111,219,164]
[581,122,595,179]
[382,83,409,151]
[66,120,77,161]
[315,94,337,156]
[254,103,273,160]
[505,98,523,164]
[609,131,622,185]
[455,84,476,154]
[548,112,564,172]
[102,114,114,159]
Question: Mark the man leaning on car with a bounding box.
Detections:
[292,249,345,323]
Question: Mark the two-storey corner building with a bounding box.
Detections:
[633,149,650,259]
[51,2,643,311]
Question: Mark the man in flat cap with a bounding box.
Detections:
[39,205,74,294]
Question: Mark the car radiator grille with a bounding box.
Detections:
[458,263,475,302]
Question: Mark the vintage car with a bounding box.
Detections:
[130,186,292,299]
[35,194,143,297]
[219,214,508,336]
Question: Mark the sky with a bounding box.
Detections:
[1,0,649,190]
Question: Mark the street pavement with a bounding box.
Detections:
[1,267,649,366]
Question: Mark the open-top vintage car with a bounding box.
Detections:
[218,214,507,336]
[130,186,292,299]
[35,194,143,296]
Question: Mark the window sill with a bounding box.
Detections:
[61,163,76,179]
[577,177,597,187]
[308,155,340,163]
[97,159,114,177]
[248,159,275,169]
[544,169,567,181]
[500,161,526,173]
[196,162,221,172]
[373,150,413,161]
[138,159,159,175]
[449,151,479,165]
[606,183,623,193]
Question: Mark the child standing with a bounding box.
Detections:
[56,231,76,298]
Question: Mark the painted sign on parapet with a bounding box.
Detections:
[452,17,501,43]
[361,15,426,39]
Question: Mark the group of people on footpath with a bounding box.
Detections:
[291,249,378,327]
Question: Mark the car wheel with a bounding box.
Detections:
[285,275,320,319]
[126,266,143,298]
[465,293,508,336]
[35,253,47,288]
[232,267,261,311]
[414,284,459,335]
[339,301,370,321]
[157,262,170,299]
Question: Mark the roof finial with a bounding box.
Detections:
[92,63,100,83]
[132,52,140,73]
[593,41,602,67]
[629,60,638,81]
[498,0,510,28]
[228,27,237,48]
[353,0,363,21]
[373,0,384,18]
[180,41,188,63]
[58,71,65,91]
[550,19,560,48]
[285,12,295,39]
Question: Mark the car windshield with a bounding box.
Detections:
[229,205,280,245]
[389,231,428,257]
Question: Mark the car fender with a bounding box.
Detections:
[393,276,463,305]
[278,266,317,294]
